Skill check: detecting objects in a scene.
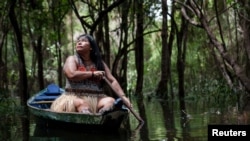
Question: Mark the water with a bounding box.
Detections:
[1,97,250,141]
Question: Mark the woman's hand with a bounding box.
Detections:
[121,96,132,108]
[93,71,105,79]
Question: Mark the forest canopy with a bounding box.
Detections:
[0,0,249,106]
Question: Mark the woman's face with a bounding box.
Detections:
[75,36,91,53]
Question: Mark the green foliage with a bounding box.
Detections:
[143,33,162,93]
[1,0,248,101]
[0,89,19,118]
[186,78,238,107]
[0,94,25,141]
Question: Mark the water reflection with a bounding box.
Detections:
[1,97,250,141]
[129,123,144,141]
[129,98,250,141]
[22,108,30,141]
[31,125,130,141]
[28,116,148,141]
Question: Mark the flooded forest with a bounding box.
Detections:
[1,0,250,141]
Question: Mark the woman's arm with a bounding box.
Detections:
[103,62,132,107]
[63,56,106,81]
[63,56,93,81]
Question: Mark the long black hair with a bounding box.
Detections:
[76,34,105,71]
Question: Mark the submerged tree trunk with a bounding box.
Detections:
[156,0,171,99]
[134,0,144,96]
[176,15,189,100]
[156,0,175,99]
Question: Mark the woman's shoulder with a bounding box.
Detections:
[65,55,78,64]
[66,55,77,60]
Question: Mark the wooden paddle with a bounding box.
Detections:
[32,101,53,104]
[103,77,144,123]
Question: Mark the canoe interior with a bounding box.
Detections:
[27,84,129,130]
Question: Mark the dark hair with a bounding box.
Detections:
[77,34,104,71]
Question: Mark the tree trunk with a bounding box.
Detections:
[177,15,189,99]
[57,30,62,87]
[0,0,9,90]
[135,0,144,96]
[0,32,8,90]
[203,19,250,92]
[180,0,250,93]
[156,0,171,99]
[119,0,130,93]
[8,0,28,105]
[103,0,111,68]
[36,36,44,90]
[238,0,250,61]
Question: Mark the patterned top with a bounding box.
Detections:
[65,55,105,96]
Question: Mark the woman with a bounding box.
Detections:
[50,34,131,114]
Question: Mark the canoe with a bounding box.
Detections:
[27,83,129,130]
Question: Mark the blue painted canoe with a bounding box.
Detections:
[27,83,129,130]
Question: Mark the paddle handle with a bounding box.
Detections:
[103,77,144,123]
[32,101,53,104]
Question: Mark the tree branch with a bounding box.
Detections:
[90,0,125,34]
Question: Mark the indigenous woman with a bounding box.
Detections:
[50,34,131,114]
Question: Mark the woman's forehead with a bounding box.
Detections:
[78,36,88,40]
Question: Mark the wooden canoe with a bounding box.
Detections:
[27,83,129,130]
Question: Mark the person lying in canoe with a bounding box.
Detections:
[50,34,131,114]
